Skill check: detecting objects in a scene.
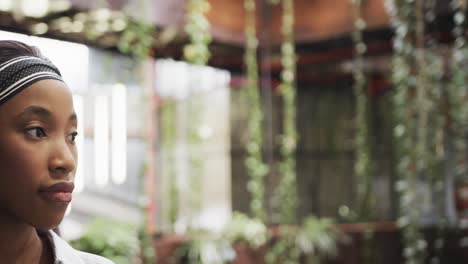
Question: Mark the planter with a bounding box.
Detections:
[231,244,265,264]
[455,182,468,218]
[328,221,401,264]
[152,222,398,264]
[153,233,188,264]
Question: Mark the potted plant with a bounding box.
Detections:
[223,212,268,264]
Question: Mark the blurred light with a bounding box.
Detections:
[338,205,350,217]
[74,12,88,22]
[0,0,13,12]
[94,95,110,187]
[49,0,71,12]
[30,22,48,35]
[73,95,85,193]
[91,8,111,21]
[51,17,72,31]
[198,125,213,140]
[111,84,127,185]
[111,18,127,32]
[95,21,109,33]
[71,21,84,33]
[21,0,49,18]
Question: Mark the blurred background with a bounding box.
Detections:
[0,0,467,263]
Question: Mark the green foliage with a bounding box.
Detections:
[385,0,463,263]
[387,0,429,262]
[244,0,269,222]
[266,216,340,264]
[160,102,179,231]
[350,0,375,220]
[48,4,156,61]
[175,229,235,264]
[117,20,155,60]
[69,218,140,264]
[184,0,212,65]
[188,95,204,220]
[172,214,338,264]
[266,227,301,264]
[222,212,268,248]
[298,217,339,257]
[276,0,299,226]
[138,221,157,264]
[448,0,468,184]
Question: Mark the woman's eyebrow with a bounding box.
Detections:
[17,106,77,124]
[16,105,52,120]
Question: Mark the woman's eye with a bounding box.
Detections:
[68,131,78,143]
[26,127,47,139]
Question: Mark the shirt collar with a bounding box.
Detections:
[47,230,85,264]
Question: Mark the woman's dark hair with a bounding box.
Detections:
[0,40,44,65]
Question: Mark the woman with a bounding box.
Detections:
[0,40,113,263]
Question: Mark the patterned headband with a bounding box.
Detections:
[0,56,64,106]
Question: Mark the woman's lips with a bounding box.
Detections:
[39,182,74,203]
[40,192,72,203]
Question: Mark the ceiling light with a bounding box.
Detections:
[31,22,48,35]
[91,8,111,21]
[49,0,71,13]
[21,0,49,18]
[111,18,127,31]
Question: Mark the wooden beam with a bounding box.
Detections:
[206,0,390,45]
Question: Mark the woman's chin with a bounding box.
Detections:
[33,212,66,230]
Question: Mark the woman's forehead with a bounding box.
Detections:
[0,79,75,120]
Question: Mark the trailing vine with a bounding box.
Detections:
[423,1,447,262]
[161,102,179,232]
[385,0,427,263]
[276,0,299,226]
[448,0,468,188]
[350,1,378,263]
[264,1,301,262]
[188,94,204,224]
[244,0,269,221]
[184,0,212,65]
[265,216,340,264]
[184,0,213,223]
[350,0,375,220]
[386,0,459,262]
[117,19,155,60]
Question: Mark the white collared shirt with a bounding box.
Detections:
[48,230,114,264]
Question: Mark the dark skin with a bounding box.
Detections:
[0,79,77,263]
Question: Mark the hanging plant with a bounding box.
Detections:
[422,1,447,262]
[449,0,468,187]
[117,19,155,60]
[349,1,378,263]
[160,102,179,231]
[243,0,269,222]
[350,0,375,221]
[188,94,204,223]
[184,0,212,65]
[387,0,453,262]
[183,0,212,226]
[265,216,340,264]
[276,0,299,226]
[385,0,428,263]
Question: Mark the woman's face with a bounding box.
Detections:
[0,79,77,229]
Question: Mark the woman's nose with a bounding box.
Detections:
[48,139,77,177]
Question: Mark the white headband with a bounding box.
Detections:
[0,56,63,105]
